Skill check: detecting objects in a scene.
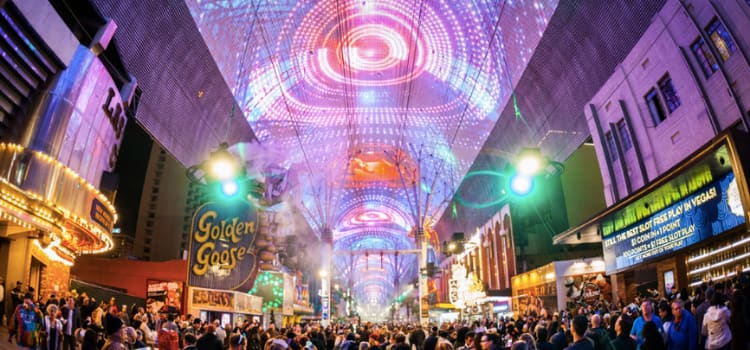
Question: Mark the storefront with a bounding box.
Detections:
[511,258,611,315]
[555,131,750,303]
[188,286,262,327]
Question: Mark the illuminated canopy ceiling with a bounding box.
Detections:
[185,0,558,305]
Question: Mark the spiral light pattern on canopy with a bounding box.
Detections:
[187,0,558,310]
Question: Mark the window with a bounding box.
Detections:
[617,119,633,151]
[691,37,719,78]
[645,88,667,125]
[706,19,736,62]
[659,75,681,113]
[605,131,618,161]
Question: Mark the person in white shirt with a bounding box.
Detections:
[701,293,731,350]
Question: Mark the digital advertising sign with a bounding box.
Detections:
[602,144,746,273]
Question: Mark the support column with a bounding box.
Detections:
[320,229,332,327]
[417,228,428,326]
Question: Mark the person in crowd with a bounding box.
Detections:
[230,333,247,350]
[640,322,665,350]
[512,341,529,350]
[425,327,440,350]
[612,317,636,350]
[214,320,227,345]
[655,301,672,341]
[701,292,731,350]
[585,314,611,350]
[393,333,411,350]
[197,325,225,350]
[10,292,43,349]
[564,315,593,350]
[728,289,748,350]
[602,315,615,341]
[550,321,569,350]
[102,313,127,350]
[11,281,24,310]
[42,304,63,350]
[520,333,537,350]
[631,301,662,350]
[80,328,99,350]
[665,300,697,350]
[694,287,712,349]
[535,325,556,350]
[0,276,5,325]
[123,327,140,350]
[436,340,455,350]
[184,333,198,350]
[458,331,475,350]
[60,296,80,350]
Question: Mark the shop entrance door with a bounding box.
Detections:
[29,256,44,301]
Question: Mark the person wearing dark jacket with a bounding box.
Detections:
[585,315,612,350]
[563,316,593,350]
[535,326,556,350]
[550,322,569,350]
[424,327,439,350]
[197,325,225,350]
[611,317,636,350]
[410,325,426,350]
[61,296,82,350]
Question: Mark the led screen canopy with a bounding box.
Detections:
[187,0,558,306]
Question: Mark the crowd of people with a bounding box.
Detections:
[3,270,748,350]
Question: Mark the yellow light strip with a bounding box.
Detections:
[0,143,118,221]
[33,239,74,267]
[0,143,116,253]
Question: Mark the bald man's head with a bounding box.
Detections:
[591,314,601,328]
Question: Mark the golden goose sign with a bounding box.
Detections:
[188,201,259,291]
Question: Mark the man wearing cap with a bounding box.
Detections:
[102,313,126,350]
[9,293,43,350]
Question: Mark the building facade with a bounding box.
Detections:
[587,0,750,204]
[132,145,191,261]
[557,0,750,303]
[0,0,135,311]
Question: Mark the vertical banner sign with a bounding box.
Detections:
[188,201,259,291]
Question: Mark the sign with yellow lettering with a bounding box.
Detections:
[188,201,259,291]
[601,146,745,273]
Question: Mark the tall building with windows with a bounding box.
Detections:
[132,146,191,261]
[557,0,750,303]
[585,0,750,204]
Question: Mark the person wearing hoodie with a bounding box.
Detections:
[701,293,731,350]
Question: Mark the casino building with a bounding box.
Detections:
[555,0,750,301]
[0,0,135,304]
